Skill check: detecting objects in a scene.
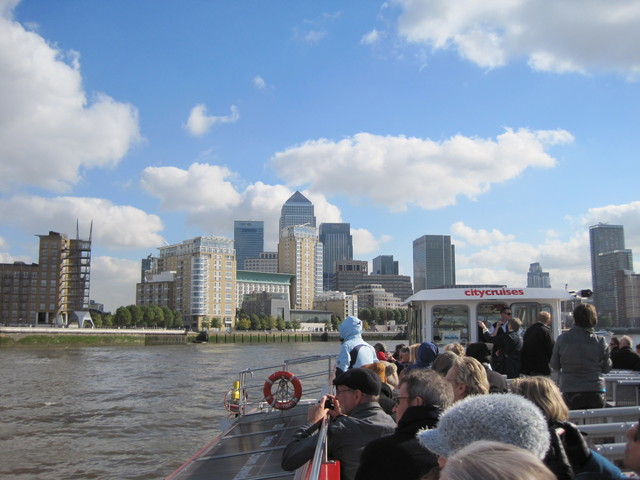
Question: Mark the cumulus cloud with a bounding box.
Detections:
[352,228,391,256]
[185,104,239,136]
[0,195,165,250]
[0,8,141,193]
[581,201,640,252]
[141,163,347,250]
[91,256,140,311]
[393,0,640,76]
[451,221,515,246]
[271,128,573,212]
[361,29,380,45]
[253,75,266,89]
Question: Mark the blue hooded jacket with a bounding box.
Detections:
[336,316,377,374]
[404,341,439,373]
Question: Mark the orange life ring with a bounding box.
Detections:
[263,370,303,410]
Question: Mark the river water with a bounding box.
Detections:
[0,341,337,480]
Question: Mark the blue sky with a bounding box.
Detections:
[1,0,639,312]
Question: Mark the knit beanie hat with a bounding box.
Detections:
[417,393,550,459]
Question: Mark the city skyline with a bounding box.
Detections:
[1,1,640,312]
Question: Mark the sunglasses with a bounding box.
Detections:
[393,396,410,406]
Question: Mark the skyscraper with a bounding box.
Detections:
[590,224,633,324]
[412,235,456,291]
[234,221,264,270]
[279,191,316,237]
[527,262,551,288]
[372,255,399,275]
[319,223,353,290]
[278,225,323,310]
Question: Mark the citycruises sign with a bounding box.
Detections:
[464,288,525,298]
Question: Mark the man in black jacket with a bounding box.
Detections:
[478,317,523,379]
[611,336,640,371]
[521,311,555,376]
[355,369,454,480]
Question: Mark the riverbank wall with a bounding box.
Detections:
[0,327,406,347]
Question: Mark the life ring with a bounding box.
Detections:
[263,370,303,410]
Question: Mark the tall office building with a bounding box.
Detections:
[527,262,551,288]
[278,225,323,310]
[157,236,236,330]
[590,224,633,323]
[234,221,264,270]
[413,235,456,292]
[0,230,91,326]
[319,223,353,290]
[615,270,640,327]
[243,252,278,273]
[372,255,399,275]
[279,191,316,237]
[141,254,158,282]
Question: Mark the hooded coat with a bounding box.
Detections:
[404,341,439,373]
[336,316,377,374]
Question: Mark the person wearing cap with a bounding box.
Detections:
[281,367,396,480]
[355,369,454,480]
[416,393,551,471]
[336,316,377,374]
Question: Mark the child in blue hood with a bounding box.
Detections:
[336,316,377,374]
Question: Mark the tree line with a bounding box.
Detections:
[90,305,184,329]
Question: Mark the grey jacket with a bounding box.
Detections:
[550,325,611,393]
[281,402,397,480]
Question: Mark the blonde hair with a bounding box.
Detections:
[451,356,489,396]
[537,311,551,324]
[361,362,387,384]
[381,361,399,388]
[441,441,555,480]
[620,335,633,348]
[408,343,420,364]
[510,376,568,422]
[444,343,465,356]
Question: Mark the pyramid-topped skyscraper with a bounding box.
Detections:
[278,191,316,238]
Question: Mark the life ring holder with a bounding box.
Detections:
[263,370,303,410]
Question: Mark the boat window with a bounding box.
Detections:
[432,305,469,345]
[477,303,509,328]
[512,303,552,330]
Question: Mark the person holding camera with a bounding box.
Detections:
[281,368,396,480]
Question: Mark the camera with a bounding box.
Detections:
[324,398,335,410]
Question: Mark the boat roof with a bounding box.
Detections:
[404,287,574,304]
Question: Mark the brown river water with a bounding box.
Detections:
[0,342,337,479]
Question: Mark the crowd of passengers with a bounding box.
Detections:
[281,303,640,480]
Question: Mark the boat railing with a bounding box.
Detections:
[294,414,339,480]
[228,354,336,416]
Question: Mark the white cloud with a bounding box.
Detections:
[581,201,640,253]
[91,256,139,312]
[361,29,380,45]
[185,104,239,136]
[351,228,390,256]
[271,128,573,212]
[141,164,344,250]
[393,0,640,76]
[0,195,165,250]
[253,76,266,89]
[451,221,515,246]
[304,30,328,44]
[0,7,141,193]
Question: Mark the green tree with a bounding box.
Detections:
[162,306,174,328]
[201,316,211,330]
[250,314,260,330]
[291,319,301,331]
[128,305,143,327]
[173,310,183,328]
[90,311,103,328]
[331,315,341,331]
[211,317,222,329]
[152,305,165,328]
[102,313,113,327]
[144,305,157,327]
[276,316,285,331]
[359,308,371,322]
[235,317,251,330]
[114,306,132,328]
[284,320,293,330]
[138,305,149,328]
[264,315,276,330]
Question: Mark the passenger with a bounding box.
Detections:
[417,394,551,474]
[444,355,489,402]
[380,360,399,389]
[396,346,411,377]
[440,441,556,480]
[390,343,406,374]
[478,317,523,378]
[465,342,508,394]
[431,351,458,377]
[486,307,512,368]
[281,368,396,480]
[335,316,377,375]
[550,303,611,409]
[611,335,640,371]
[355,369,454,480]
[521,311,555,376]
[373,342,390,361]
[610,336,620,354]
[510,376,575,479]
[443,342,465,356]
[403,341,439,374]
[361,362,394,415]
